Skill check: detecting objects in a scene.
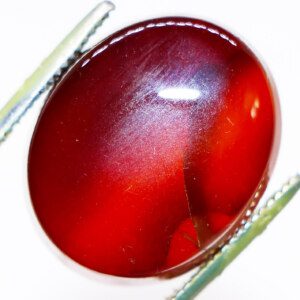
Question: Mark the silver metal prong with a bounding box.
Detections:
[171,174,300,300]
[0,1,115,144]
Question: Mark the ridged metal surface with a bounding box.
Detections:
[171,175,300,300]
[0,1,114,144]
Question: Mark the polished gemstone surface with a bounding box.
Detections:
[28,17,279,277]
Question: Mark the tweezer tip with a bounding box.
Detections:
[98,1,116,11]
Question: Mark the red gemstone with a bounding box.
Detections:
[28,17,279,277]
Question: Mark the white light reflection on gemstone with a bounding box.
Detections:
[250,98,260,119]
[158,87,201,101]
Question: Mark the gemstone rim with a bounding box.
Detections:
[27,17,281,278]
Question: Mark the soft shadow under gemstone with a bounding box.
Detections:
[28,17,279,277]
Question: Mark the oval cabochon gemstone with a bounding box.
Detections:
[28,17,279,277]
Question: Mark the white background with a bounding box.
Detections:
[0,0,300,299]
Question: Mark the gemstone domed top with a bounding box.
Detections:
[28,17,279,277]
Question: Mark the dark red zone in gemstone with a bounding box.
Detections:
[28,17,279,277]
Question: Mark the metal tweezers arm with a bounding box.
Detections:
[172,174,300,299]
[0,1,115,144]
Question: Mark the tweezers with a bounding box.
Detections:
[0,2,299,299]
